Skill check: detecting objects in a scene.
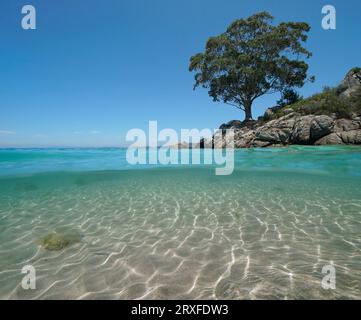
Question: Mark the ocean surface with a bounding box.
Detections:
[0,146,361,299]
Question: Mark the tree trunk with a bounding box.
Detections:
[244,101,253,121]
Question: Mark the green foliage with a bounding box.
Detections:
[350,67,361,74]
[267,86,361,120]
[292,89,348,118]
[277,88,302,107]
[189,11,313,120]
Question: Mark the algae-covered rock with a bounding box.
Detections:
[40,233,70,251]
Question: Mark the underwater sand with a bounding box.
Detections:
[0,147,360,299]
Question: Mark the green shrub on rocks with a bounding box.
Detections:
[266,86,361,121]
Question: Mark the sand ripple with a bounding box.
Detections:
[0,168,360,299]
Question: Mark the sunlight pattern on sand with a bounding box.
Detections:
[0,147,361,299]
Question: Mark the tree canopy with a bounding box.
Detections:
[189,11,314,120]
[277,88,303,107]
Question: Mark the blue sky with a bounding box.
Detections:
[0,0,360,147]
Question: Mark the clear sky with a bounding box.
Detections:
[0,0,360,147]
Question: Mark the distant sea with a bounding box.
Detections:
[0,146,360,299]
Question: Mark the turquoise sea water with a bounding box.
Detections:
[0,146,361,299]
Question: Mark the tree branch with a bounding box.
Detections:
[225,102,245,111]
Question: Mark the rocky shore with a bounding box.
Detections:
[213,112,361,148]
[199,68,361,148]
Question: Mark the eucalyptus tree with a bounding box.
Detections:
[189,12,314,120]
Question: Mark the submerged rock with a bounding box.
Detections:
[40,233,70,251]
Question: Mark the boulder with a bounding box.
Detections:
[196,138,213,149]
[170,141,191,149]
[214,120,259,148]
[255,114,296,144]
[213,67,361,148]
[213,129,235,148]
[233,129,256,148]
[310,115,334,141]
[251,139,272,148]
[339,130,361,144]
[264,108,274,118]
[219,120,244,130]
[334,119,360,132]
[314,133,343,145]
[290,115,314,144]
[255,128,289,144]
[337,68,361,98]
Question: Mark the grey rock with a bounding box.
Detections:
[283,107,294,115]
[202,138,214,148]
[234,129,255,148]
[339,130,361,144]
[310,115,334,141]
[212,67,361,148]
[255,113,296,144]
[314,133,343,145]
[195,138,215,149]
[170,141,191,149]
[219,120,243,130]
[212,130,224,149]
[290,115,314,144]
[251,139,272,148]
[256,128,290,144]
[334,119,360,132]
[337,68,361,98]
[264,108,274,118]
[219,120,258,130]
[213,129,238,149]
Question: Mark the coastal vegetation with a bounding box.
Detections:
[210,67,361,148]
[263,85,361,122]
[189,11,314,121]
[187,12,360,148]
